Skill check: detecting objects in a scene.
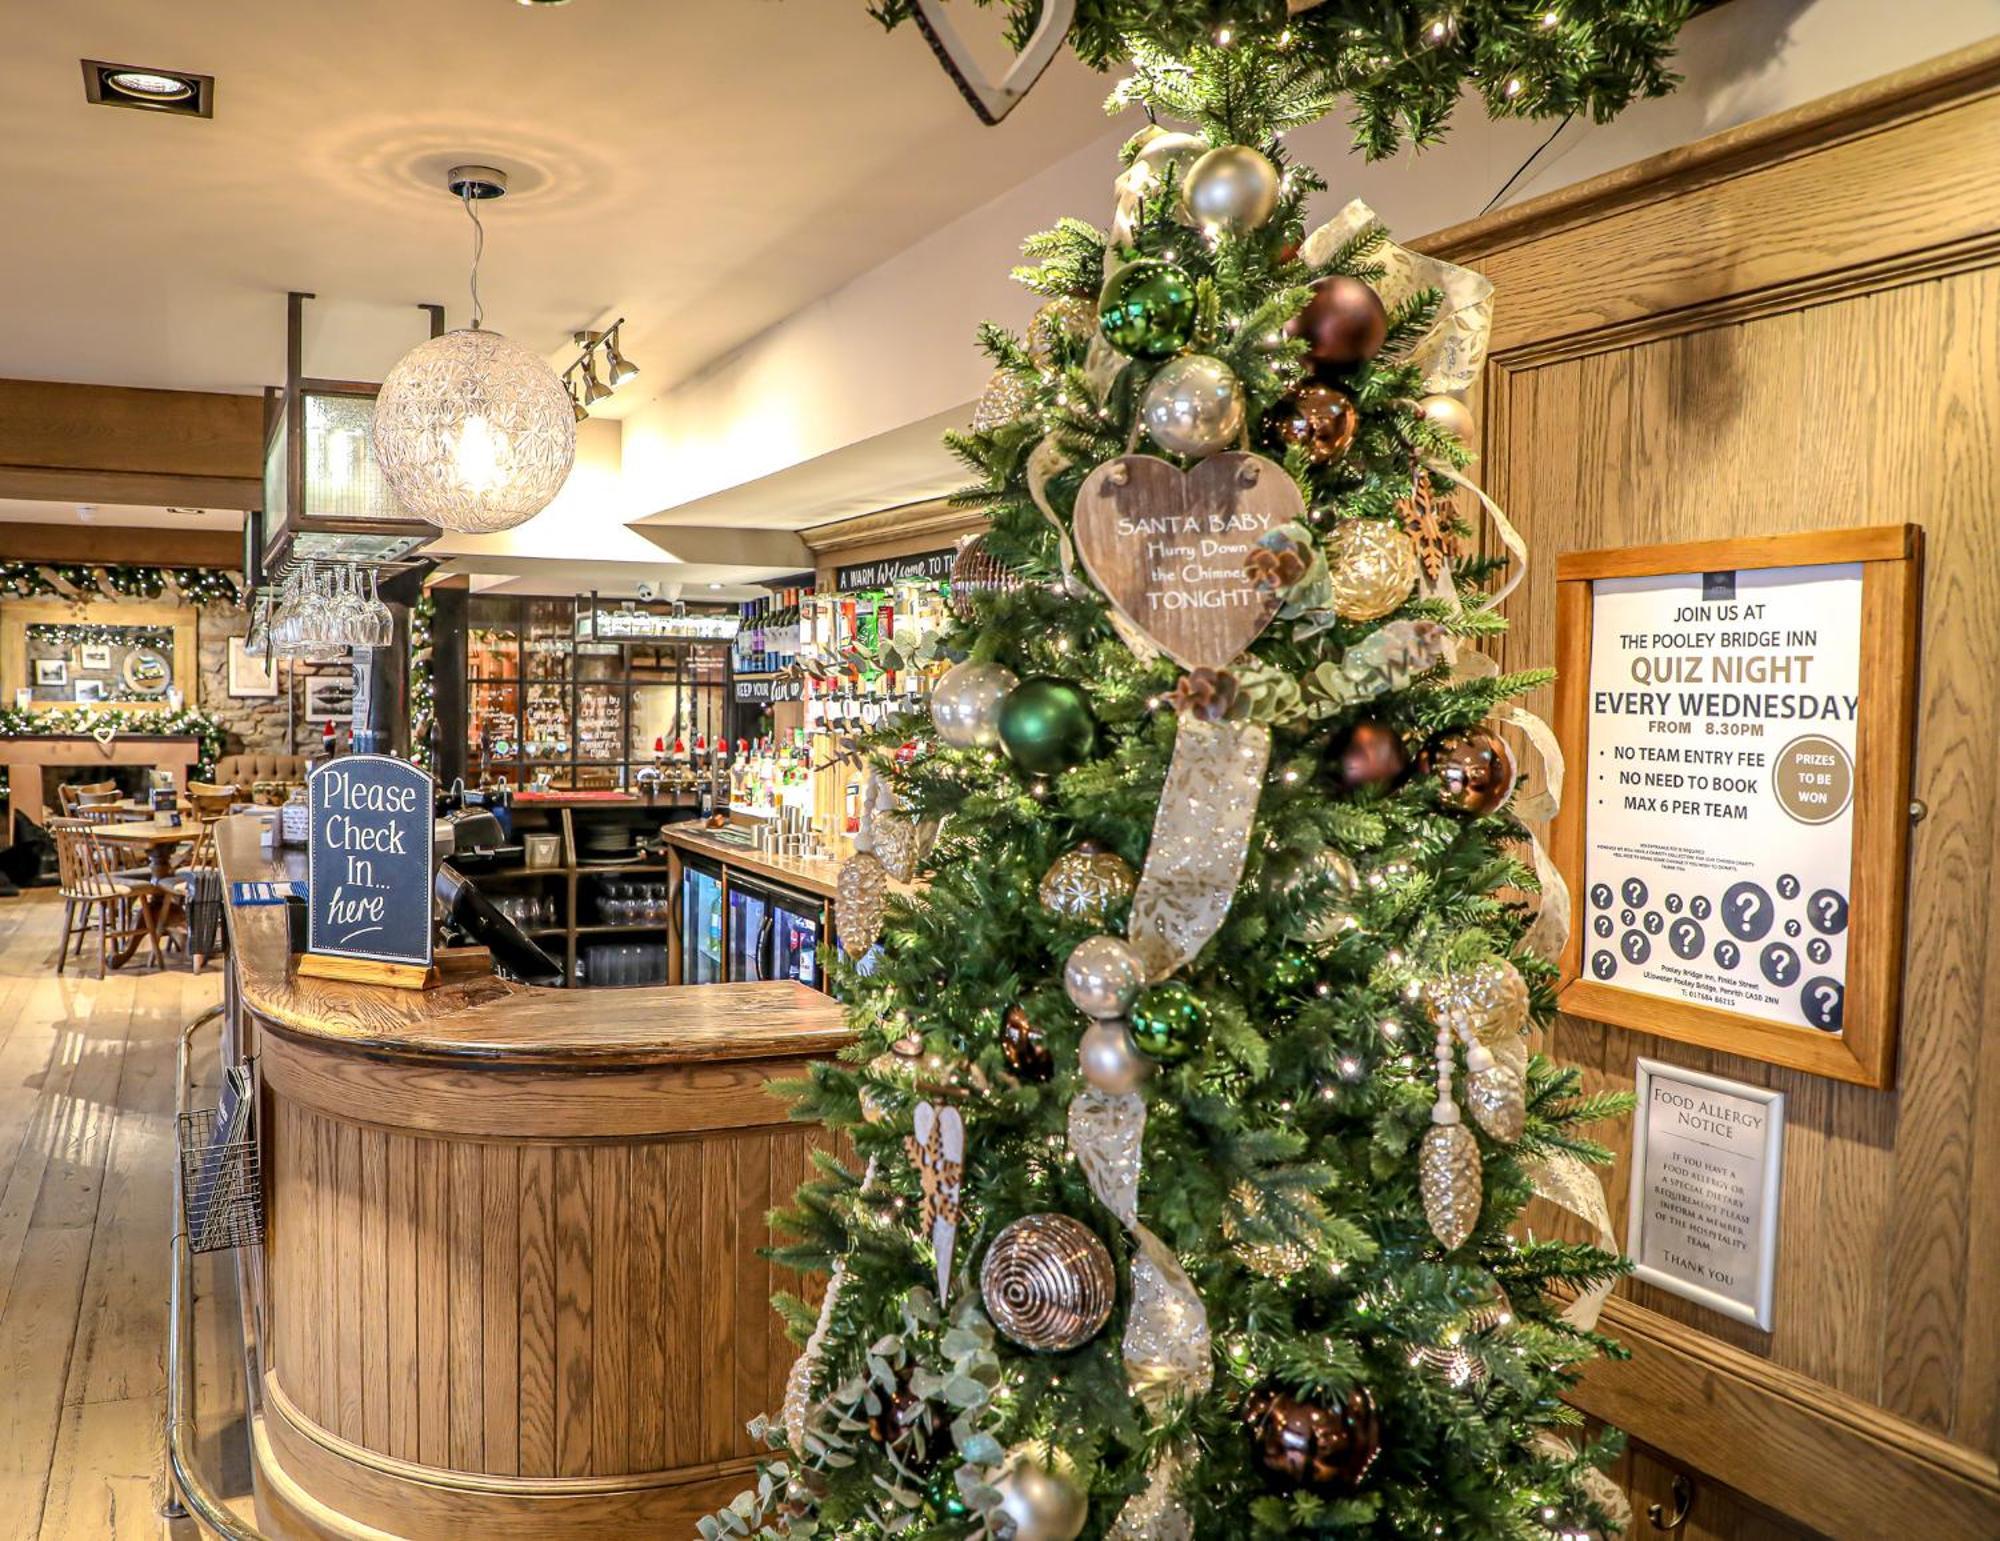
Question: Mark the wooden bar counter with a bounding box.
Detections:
[213,816,849,1540]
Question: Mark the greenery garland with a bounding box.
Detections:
[0,561,242,607]
[409,593,437,773]
[0,704,227,781]
[872,0,1697,157]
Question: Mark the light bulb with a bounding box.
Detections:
[452,415,508,494]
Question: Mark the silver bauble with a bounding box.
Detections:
[1132,128,1207,184]
[1416,393,1477,445]
[930,661,1018,749]
[1180,145,1282,234]
[1078,1019,1147,1094]
[1064,935,1146,1019]
[1140,355,1245,459]
[992,1451,1088,1541]
[1269,847,1361,943]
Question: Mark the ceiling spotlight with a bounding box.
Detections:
[83,60,214,117]
[566,377,590,422]
[603,325,640,386]
[579,354,614,405]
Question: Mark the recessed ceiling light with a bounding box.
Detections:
[708,582,724,590]
[82,60,214,117]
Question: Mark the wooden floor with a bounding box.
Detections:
[0,889,254,1541]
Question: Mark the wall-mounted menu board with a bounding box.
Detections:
[1553,526,1922,1088]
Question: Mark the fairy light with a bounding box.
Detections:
[1542,8,1561,25]
[1214,25,1234,45]
[1505,77,1525,98]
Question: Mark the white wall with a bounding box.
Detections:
[620,0,1999,530]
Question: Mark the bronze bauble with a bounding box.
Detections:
[1287,276,1389,371]
[980,1213,1116,1353]
[1421,727,1518,816]
[1335,720,1408,791]
[867,1376,941,1474]
[949,533,1021,624]
[1243,1385,1382,1494]
[1000,1005,1055,1082]
[1264,383,1358,465]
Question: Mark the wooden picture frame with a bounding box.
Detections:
[1552,525,1922,1088]
[228,636,279,698]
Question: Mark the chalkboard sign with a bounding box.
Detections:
[833,547,956,591]
[306,755,435,971]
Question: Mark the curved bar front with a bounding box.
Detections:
[214,818,848,1540]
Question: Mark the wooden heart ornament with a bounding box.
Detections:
[1072,452,1305,670]
[911,0,1075,126]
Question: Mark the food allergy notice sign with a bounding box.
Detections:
[1553,527,1922,1088]
[1628,1059,1784,1329]
[1582,562,1860,1032]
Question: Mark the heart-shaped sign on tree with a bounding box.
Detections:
[1071,451,1304,670]
[910,0,1075,126]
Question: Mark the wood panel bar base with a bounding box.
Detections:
[252,1379,757,1541]
[217,817,850,1540]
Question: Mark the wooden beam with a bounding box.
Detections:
[0,378,264,511]
[0,520,241,568]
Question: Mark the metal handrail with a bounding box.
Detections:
[168,1003,274,1540]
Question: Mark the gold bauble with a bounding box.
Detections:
[1326,520,1420,621]
[972,370,1034,434]
[1039,841,1138,922]
[1416,394,1477,445]
[1416,1286,1514,1387]
[1026,296,1097,368]
[1223,1179,1314,1278]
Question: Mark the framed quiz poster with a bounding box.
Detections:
[1552,526,1921,1088]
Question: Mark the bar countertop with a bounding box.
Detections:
[217,814,849,1067]
[655,819,847,898]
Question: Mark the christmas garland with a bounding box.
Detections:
[0,704,227,780]
[26,622,176,650]
[0,561,242,607]
[873,0,1697,156]
[409,592,437,773]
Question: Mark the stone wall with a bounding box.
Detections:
[194,601,291,756]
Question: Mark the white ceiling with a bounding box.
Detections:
[0,498,242,531]
[0,0,1110,411]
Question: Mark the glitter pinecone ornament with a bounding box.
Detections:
[836,849,889,959]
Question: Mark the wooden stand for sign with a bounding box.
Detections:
[296,952,439,990]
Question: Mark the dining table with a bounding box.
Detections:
[90,818,196,966]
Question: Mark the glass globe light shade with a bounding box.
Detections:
[372,327,577,533]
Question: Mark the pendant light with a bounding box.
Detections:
[372,165,576,534]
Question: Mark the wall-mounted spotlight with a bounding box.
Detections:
[562,318,641,419]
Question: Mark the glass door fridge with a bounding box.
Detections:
[679,858,725,984]
[727,879,774,982]
[767,886,825,989]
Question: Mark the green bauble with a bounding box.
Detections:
[1097,259,1197,359]
[1269,950,1316,990]
[998,677,1098,775]
[927,1463,971,1521]
[1129,980,1204,1060]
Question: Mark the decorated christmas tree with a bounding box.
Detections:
[705,25,1654,1541]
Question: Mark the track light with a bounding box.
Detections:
[565,319,641,406]
[603,324,640,386]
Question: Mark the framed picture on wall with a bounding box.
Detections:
[303,672,354,725]
[77,644,111,671]
[73,679,106,704]
[33,658,66,686]
[1552,524,1923,1088]
[228,636,279,698]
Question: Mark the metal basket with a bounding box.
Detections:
[177,1104,265,1253]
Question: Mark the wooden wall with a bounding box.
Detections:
[1419,41,2000,1539]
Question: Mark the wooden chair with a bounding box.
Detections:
[75,804,146,826]
[188,786,238,820]
[51,818,119,972]
[164,821,226,971]
[57,779,118,815]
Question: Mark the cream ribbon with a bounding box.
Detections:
[1126,716,1272,981]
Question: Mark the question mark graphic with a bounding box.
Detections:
[1817,895,1839,926]
[1801,976,1844,1031]
[1724,882,1773,941]
[1735,892,1757,921]
[1808,888,1849,935]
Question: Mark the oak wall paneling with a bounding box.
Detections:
[1416,38,2000,1539]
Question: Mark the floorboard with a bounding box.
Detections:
[0,890,248,1541]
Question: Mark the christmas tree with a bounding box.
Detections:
[706,34,1640,1541]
